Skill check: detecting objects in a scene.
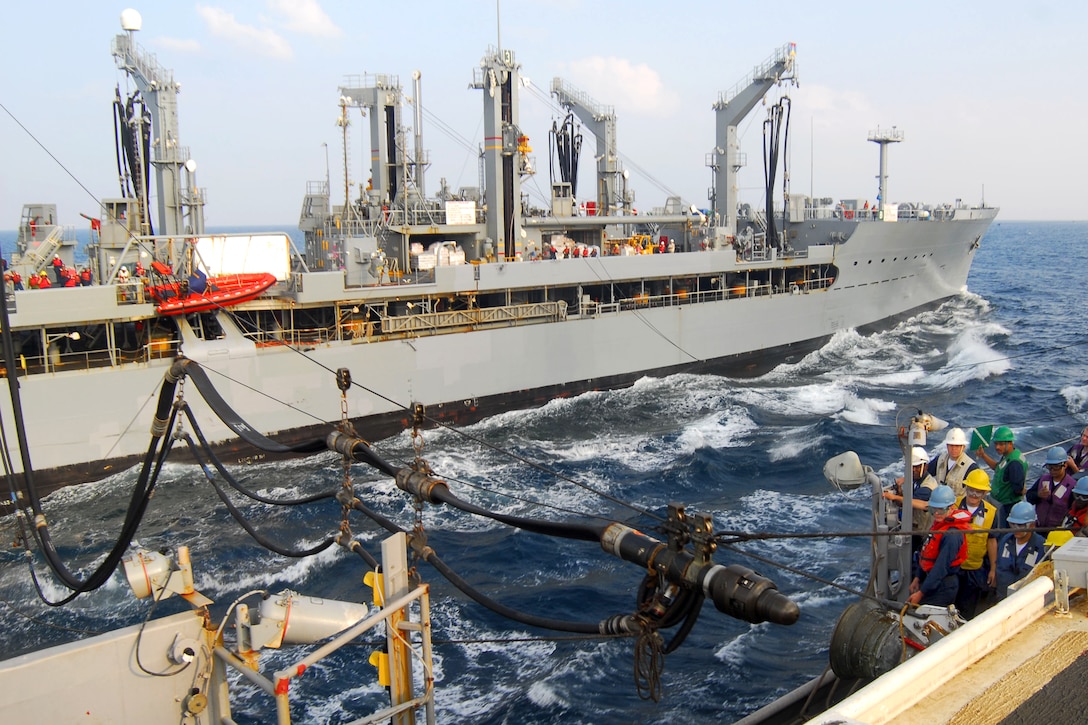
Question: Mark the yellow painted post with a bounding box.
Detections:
[381,532,415,724]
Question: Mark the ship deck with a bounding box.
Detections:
[808,553,1088,724]
[890,582,1088,725]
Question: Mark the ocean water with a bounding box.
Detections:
[0,220,1086,724]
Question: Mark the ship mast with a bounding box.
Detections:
[472,47,530,261]
[868,126,904,217]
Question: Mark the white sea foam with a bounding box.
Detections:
[196,541,343,594]
[713,623,767,665]
[923,325,1011,388]
[767,429,830,461]
[1062,384,1088,413]
[674,407,757,453]
[526,680,570,709]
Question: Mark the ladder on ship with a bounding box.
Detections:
[214,532,435,724]
[751,209,769,236]
[19,226,66,275]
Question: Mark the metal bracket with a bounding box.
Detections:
[1056,568,1071,615]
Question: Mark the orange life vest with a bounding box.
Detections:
[919,509,972,572]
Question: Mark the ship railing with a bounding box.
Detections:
[214,583,434,725]
[578,274,833,318]
[247,326,337,347]
[241,302,566,346]
[405,206,448,226]
[13,279,157,308]
[4,336,180,378]
[716,43,797,106]
[739,246,774,263]
[115,280,149,305]
[328,217,383,238]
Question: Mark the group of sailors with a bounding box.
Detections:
[884,424,1088,617]
[3,255,155,293]
[4,255,95,291]
[524,236,677,261]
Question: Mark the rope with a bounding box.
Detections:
[633,620,665,702]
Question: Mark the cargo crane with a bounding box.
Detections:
[551,77,632,217]
[709,42,797,241]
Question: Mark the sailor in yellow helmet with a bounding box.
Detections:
[952,468,998,618]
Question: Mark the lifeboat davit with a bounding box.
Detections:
[147,271,277,316]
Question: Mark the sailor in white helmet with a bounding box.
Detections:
[927,427,979,497]
[883,446,940,546]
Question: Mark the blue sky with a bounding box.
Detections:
[1,1,1083,228]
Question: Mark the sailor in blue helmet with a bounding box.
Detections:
[1025,446,1076,528]
[908,485,972,607]
[994,501,1046,599]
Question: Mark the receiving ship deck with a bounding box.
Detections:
[807,547,1088,725]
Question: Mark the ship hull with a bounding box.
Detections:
[0,213,995,508]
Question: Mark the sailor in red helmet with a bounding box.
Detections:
[908,485,972,607]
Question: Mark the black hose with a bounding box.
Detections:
[662,592,704,654]
[392,466,607,543]
[350,498,405,536]
[763,108,780,248]
[113,88,129,198]
[139,102,154,236]
[184,361,326,454]
[180,404,334,506]
[343,538,380,570]
[431,485,606,542]
[348,498,620,635]
[180,433,335,558]
[423,549,604,634]
[34,384,182,603]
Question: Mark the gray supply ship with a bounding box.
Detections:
[0,14,996,510]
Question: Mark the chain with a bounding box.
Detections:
[408,404,427,579]
[335,369,355,544]
[171,374,187,440]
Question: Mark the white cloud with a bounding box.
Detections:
[562,56,679,118]
[154,37,202,54]
[266,0,342,38]
[197,5,293,60]
[794,84,873,122]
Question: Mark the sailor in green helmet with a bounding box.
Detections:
[975,425,1026,527]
